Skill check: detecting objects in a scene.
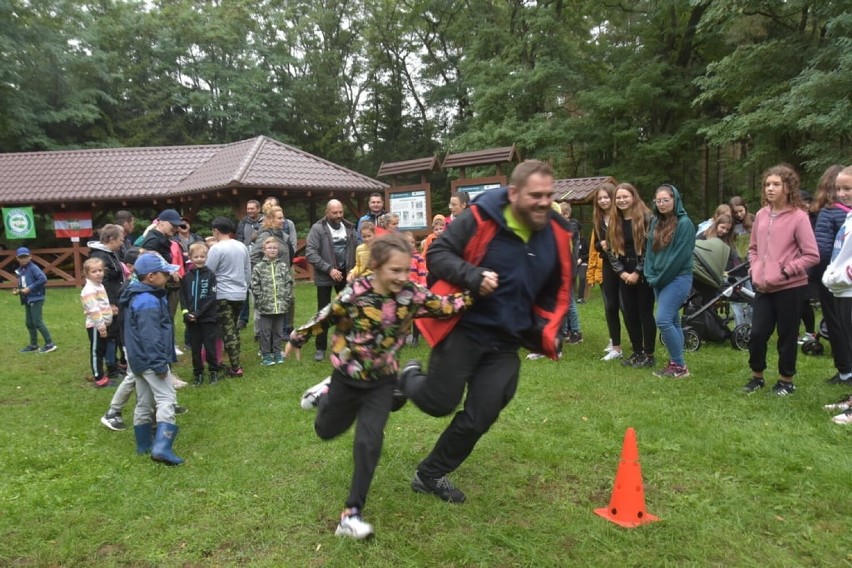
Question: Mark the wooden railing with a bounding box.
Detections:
[1,239,314,289]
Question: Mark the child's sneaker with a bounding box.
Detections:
[831,408,852,425]
[170,373,188,389]
[653,361,690,378]
[823,394,852,411]
[603,339,614,353]
[797,332,816,345]
[174,404,188,415]
[300,376,331,410]
[261,355,275,366]
[526,353,546,360]
[20,345,39,353]
[770,380,796,396]
[335,508,374,540]
[100,412,126,431]
[274,353,285,364]
[94,377,116,388]
[226,367,244,378]
[39,343,57,354]
[566,332,583,344]
[601,350,623,361]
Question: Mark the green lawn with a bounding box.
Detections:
[0,284,849,566]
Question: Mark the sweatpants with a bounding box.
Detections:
[133,368,176,426]
[620,278,656,355]
[835,296,852,375]
[818,283,852,374]
[86,327,108,380]
[24,300,53,346]
[314,371,395,511]
[257,313,285,356]
[403,328,520,478]
[749,286,805,378]
[188,321,220,374]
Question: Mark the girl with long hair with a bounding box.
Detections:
[591,183,625,360]
[742,165,819,395]
[644,185,695,378]
[608,183,656,368]
[698,213,740,268]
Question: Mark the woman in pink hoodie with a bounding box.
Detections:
[743,164,819,396]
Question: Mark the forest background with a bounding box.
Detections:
[1,0,849,220]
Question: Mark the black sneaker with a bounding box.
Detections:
[100,412,126,431]
[636,354,655,368]
[770,380,796,396]
[566,332,583,345]
[622,353,642,367]
[742,377,765,393]
[174,404,189,415]
[411,471,466,503]
[193,373,204,386]
[826,373,851,385]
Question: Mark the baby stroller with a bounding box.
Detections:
[802,318,830,356]
[675,239,754,352]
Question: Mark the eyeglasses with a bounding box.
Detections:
[655,199,673,205]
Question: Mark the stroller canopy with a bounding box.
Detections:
[693,238,730,289]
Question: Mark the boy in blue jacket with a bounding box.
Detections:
[13,248,57,353]
[120,252,183,465]
[180,242,221,384]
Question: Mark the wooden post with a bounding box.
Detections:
[72,239,84,287]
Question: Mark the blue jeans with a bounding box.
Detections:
[561,295,580,335]
[24,300,53,346]
[654,274,692,366]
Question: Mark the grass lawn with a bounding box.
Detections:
[0,284,849,566]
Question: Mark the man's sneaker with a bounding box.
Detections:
[622,352,643,367]
[20,345,38,353]
[39,343,57,354]
[601,350,623,361]
[826,373,851,385]
[526,353,546,360]
[831,408,852,425]
[94,377,116,388]
[313,350,325,362]
[411,471,466,503]
[300,376,331,410]
[566,332,583,345]
[823,394,852,411]
[226,367,244,378]
[654,361,690,379]
[174,404,188,415]
[798,332,816,345]
[100,412,126,431]
[261,355,275,366]
[770,380,796,396]
[742,377,765,393]
[335,508,374,540]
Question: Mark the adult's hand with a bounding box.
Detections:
[329,268,344,282]
[479,270,499,296]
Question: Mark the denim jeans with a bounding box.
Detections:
[654,274,692,366]
[561,295,580,335]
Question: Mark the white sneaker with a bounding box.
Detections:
[823,395,852,411]
[797,333,816,345]
[601,350,623,361]
[603,339,614,353]
[174,345,185,356]
[335,510,374,539]
[169,372,188,389]
[300,376,331,410]
[831,409,852,425]
[526,353,546,360]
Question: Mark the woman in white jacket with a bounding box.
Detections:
[821,165,852,424]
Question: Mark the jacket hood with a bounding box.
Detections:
[472,187,511,225]
[652,184,688,218]
[118,280,166,308]
[87,241,115,253]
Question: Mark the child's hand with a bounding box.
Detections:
[284,342,301,362]
[98,328,107,338]
[111,305,119,315]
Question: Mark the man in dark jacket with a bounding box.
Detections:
[305,199,357,361]
[400,160,572,503]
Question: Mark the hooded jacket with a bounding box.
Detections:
[822,211,852,298]
[15,261,47,304]
[643,185,695,289]
[87,241,126,305]
[120,280,176,375]
[422,187,572,359]
[250,257,293,315]
[748,205,819,293]
[180,265,218,324]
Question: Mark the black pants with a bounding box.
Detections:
[749,286,805,377]
[315,371,394,511]
[403,328,520,478]
[86,327,108,380]
[818,282,852,374]
[315,281,347,351]
[835,297,852,375]
[188,321,220,374]
[600,260,622,346]
[619,277,656,355]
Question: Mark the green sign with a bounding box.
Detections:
[3,207,36,239]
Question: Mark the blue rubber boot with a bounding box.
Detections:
[151,422,184,466]
[134,423,153,455]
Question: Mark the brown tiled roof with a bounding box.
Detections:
[442,146,520,169]
[554,176,617,204]
[0,135,386,205]
[376,156,440,177]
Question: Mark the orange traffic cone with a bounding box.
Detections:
[594,427,661,528]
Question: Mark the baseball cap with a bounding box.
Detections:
[158,209,186,228]
[134,252,180,276]
[16,247,31,257]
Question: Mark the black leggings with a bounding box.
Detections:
[600,260,622,346]
[619,276,656,355]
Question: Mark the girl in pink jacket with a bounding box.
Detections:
[743,164,819,396]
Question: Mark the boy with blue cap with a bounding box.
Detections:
[13,247,57,353]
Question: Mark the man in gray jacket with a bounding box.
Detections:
[305,199,357,361]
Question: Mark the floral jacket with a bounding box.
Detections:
[290,277,472,381]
